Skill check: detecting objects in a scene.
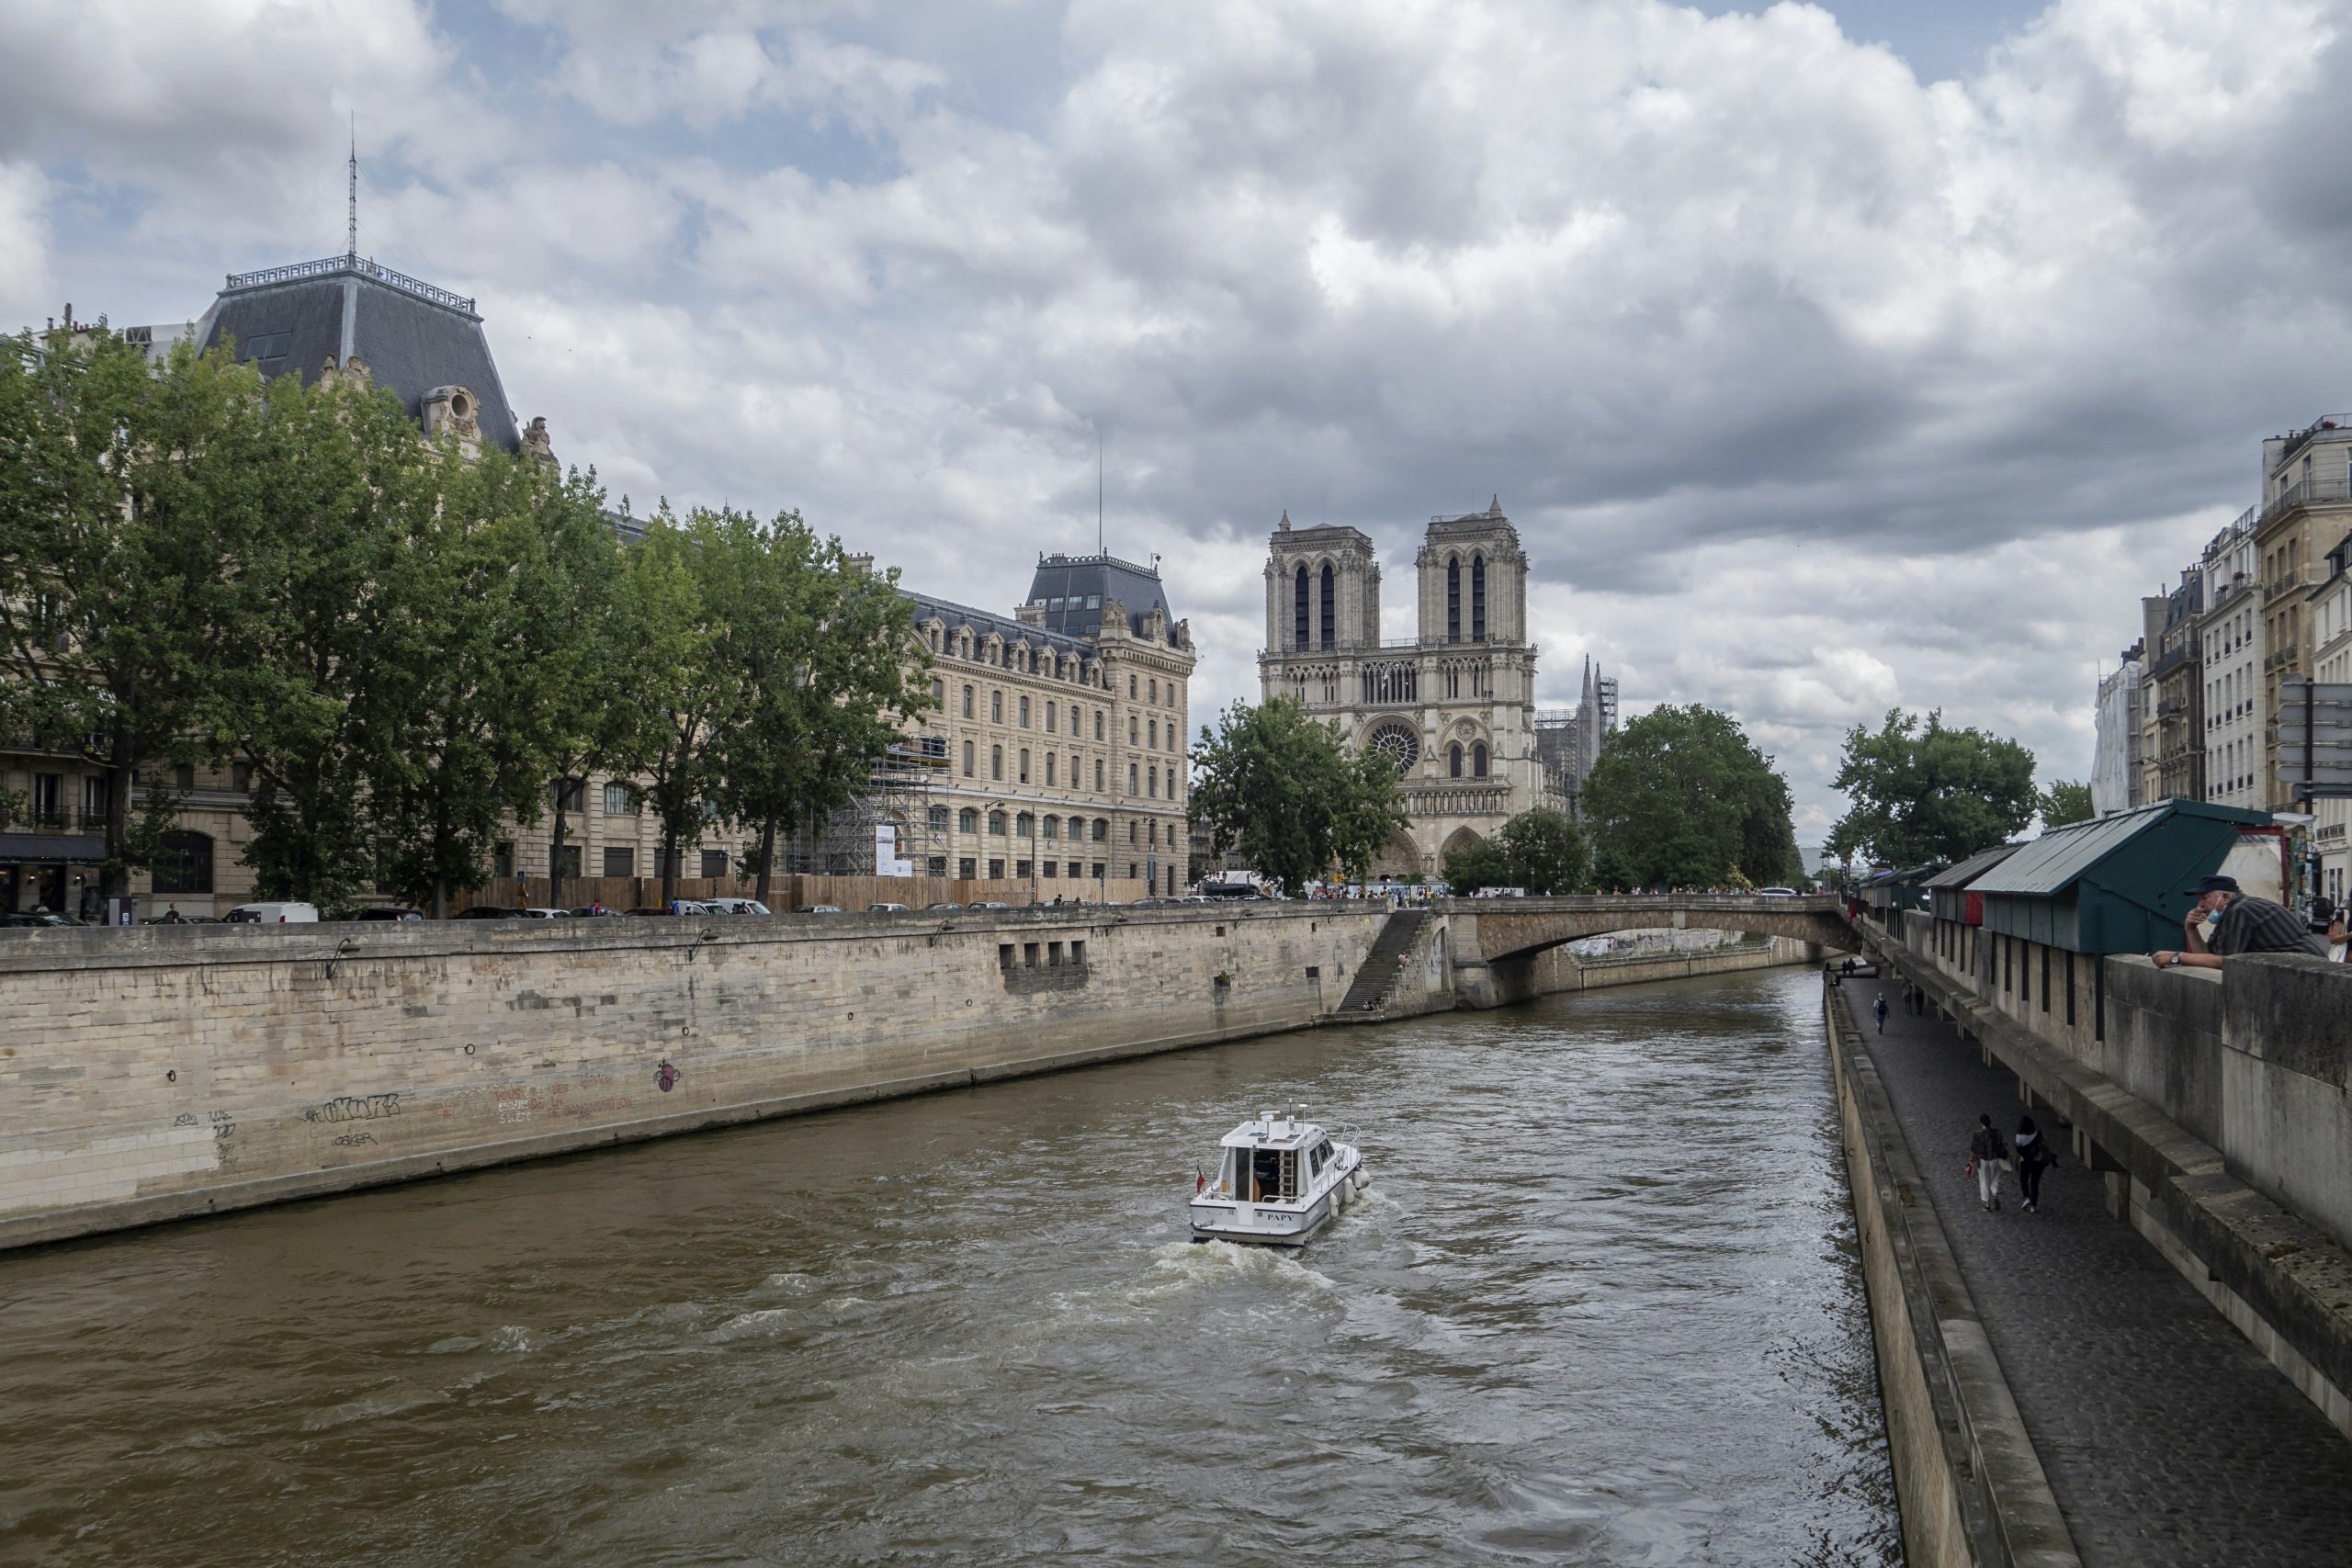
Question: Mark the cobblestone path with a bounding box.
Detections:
[1846,977,2352,1566]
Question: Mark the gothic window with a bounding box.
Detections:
[1447,555,1461,643]
[1473,742,1489,777]
[1449,743,1463,778]
[1319,563,1335,649]
[1366,722,1419,773]
[1472,554,1487,640]
[1294,563,1310,650]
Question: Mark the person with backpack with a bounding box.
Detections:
[1969,1113,2009,1211]
[2013,1115,2055,1213]
[1871,994,1889,1033]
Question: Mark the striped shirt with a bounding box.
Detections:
[2207,896,2330,959]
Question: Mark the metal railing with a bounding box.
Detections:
[222,254,478,317]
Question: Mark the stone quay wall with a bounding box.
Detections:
[0,905,1393,1252]
[1866,910,2352,1440]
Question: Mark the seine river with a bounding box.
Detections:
[0,966,1896,1565]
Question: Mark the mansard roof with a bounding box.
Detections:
[192,255,521,453]
[905,590,1097,662]
[1023,551,1175,640]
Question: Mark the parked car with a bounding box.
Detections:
[792,904,844,914]
[449,905,522,919]
[2,910,86,927]
[328,906,424,922]
[567,906,621,918]
[1758,886,1799,897]
[965,900,1011,910]
[1200,881,1265,899]
[924,901,965,911]
[700,897,772,916]
[518,908,571,918]
[223,902,319,923]
[868,902,911,913]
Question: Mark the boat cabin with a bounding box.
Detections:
[1218,1111,1339,1205]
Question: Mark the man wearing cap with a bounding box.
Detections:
[2151,874,2329,970]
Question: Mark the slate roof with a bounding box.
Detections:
[191,256,521,453]
[903,591,1098,663]
[1023,552,1176,641]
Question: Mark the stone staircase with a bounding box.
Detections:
[1334,910,1429,1015]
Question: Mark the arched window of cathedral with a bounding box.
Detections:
[1472,554,1487,640]
[1449,743,1463,778]
[1294,564,1310,650]
[1473,742,1489,777]
[1319,562,1335,649]
[1446,556,1462,643]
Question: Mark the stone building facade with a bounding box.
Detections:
[1257,500,1567,878]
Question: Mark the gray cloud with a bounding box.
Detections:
[6,0,2347,843]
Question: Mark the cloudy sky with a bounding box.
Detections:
[5,0,2347,851]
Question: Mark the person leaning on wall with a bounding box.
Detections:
[2150,874,2330,971]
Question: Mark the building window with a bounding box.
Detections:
[1128,820,1138,843]
[1094,759,1104,792]
[1043,816,1059,840]
[927,855,947,875]
[1019,749,1030,784]
[959,807,979,832]
[553,844,582,878]
[931,678,944,705]
[1094,710,1104,740]
[992,745,1004,781]
[1148,765,1158,797]
[989,810,1007,835]
[1091,862,1105,878]
[1093,818,1109,841]
[604,847,635,877]
[959,857,977,879]
[1450,743,1463,778]
[1446,555,1461,643]
[151,829,214,895]
[174,762,196,792]
[1319,562,1335,649]
[963,684,975,718]
[1016,813,1034,838]
[1016,860,1033,878]
[232,761,252,793]
[1020,696,1031,728]
[989,858,1005,878]
[1130,674,1138,698]
[964,740,976,777]
[1130,716,1139,744]
[1148,719,1158,749]
[1046,701,1057,731]
[1128,763,1139,795]
[1473,742,1488,777]
[1472,553,1487,639]
[1294,564,1310,650]
[1046,753,1057,785]
[1069,815,1084,840]
[701,850,729,879]
[603,782,636,815]
[929,806,950,831]
[991,691,1003,722]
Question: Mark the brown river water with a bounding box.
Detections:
[0,966,1896,1565]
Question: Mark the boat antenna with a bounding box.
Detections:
[345,112,358,261]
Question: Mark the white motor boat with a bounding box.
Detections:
[1189,1107,1369,1247]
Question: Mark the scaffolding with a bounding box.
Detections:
[783,738,951,877]
[1533,709,1579,813]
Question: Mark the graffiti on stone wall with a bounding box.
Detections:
[304,1092,401,1124]
[656,1060,681,1093]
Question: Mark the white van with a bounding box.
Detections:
[223,902,320,924]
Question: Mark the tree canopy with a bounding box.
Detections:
[1188,697,1408,897]
[1580,705,1801,889]
[1443,808,1589,896]
[2037,778,2093,831]
[1826,708,2038,867]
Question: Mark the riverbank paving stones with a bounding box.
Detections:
[1848,977,2352,1568]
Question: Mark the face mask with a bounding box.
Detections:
[2206,908,2224,927]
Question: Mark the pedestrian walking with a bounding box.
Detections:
[1871,994,1889,1033]
[2014,1115,2054,1213]
[2328,903,2348,964]
[1969,1113,2009,1211]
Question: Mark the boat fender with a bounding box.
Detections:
[1353,1168,1371,1192]
[1331,1179,1349,1213]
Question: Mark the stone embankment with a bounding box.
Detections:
[0,901,1817,1251]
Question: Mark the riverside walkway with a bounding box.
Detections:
[1844,977,2352,1565]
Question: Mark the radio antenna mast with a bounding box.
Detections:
[1097,424,1104,556]
[345,113,358,260]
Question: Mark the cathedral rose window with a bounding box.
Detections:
[1366,722,1419,773]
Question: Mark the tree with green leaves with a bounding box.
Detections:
[366,447,620,916]
[1442,808,1589,896]
[1826,708,2038,867]
[1582,705,1801,889]
[1189,696,1408,897]
[0,327,266,906]
[2037,778,2093,830]
[701,511,932,908]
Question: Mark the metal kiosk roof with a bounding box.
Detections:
[1969,799,2272,954]
[1922,842,2024,925]
[1861,863,1942,914]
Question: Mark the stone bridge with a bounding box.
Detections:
[1437,893,1855,1010]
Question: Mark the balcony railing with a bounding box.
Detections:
[2259,474,2352,524]
[221,254,479,318]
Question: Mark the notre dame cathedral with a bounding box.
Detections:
[1259,499,1608,879]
